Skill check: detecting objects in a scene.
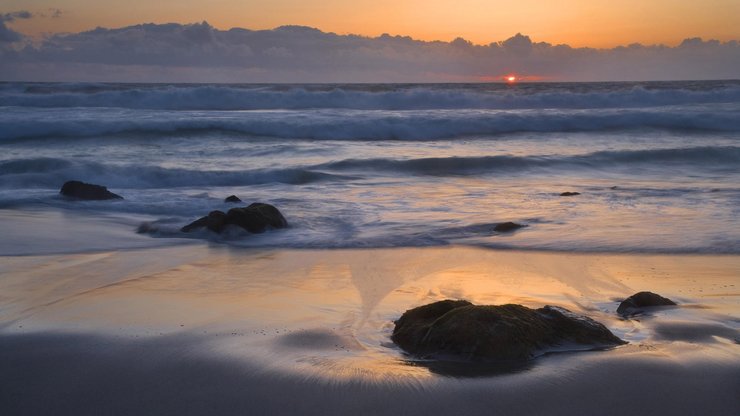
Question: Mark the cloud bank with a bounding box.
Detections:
[1,21,738,82]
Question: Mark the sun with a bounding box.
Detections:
[506,75,517,83]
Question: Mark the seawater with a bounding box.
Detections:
[1,81,738,254]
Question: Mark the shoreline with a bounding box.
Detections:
[3,206,740,257]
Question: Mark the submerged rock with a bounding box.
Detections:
[560,192,581,196]
[60,180,123,200]
[617,291,676,316]
[224,195,242,203]
[392,300,625,361]
[493,222,525,232]
[181,202,287,234]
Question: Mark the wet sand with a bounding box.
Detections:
[1,245,739,415]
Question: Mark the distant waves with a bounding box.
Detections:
[2,105,740,141]
[2,81,740,110]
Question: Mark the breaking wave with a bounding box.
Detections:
[2,146,736,189]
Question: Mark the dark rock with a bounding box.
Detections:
[560,192,581,196]
[181,202,287,234]
[205,210,228,232]
[493,222,525,232]
[392,300,625,361]
[224,195,242,203]
[617,291,676,316]
[60,180,123,200]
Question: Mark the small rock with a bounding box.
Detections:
[493,222,525,232]
[560,192,581,196]
[224,195,242,203]
[60,180,123,200]
[392,300,625,361]
[617,291,676,316]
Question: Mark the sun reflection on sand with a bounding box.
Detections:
[1,245,738,380]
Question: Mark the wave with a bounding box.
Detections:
[2,147,737,190]
[2,82,740,111]
[317,146,740,175]
[2,105,740,141]
[0,158,353,189]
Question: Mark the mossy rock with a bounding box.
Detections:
[392,300,625,361]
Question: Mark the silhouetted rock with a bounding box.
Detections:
[60,180,123,200]
[560,192,581,196]
[392,300,625,361]
[493,222,525,232]
[224,195,242,203]
[617,291,676,316]
[181,202,287,234]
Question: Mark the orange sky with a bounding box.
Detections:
[5,0,740,47]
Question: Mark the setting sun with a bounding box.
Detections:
[506,75,517,83]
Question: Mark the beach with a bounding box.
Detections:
[1,81,739,415]
[1,213,738,414]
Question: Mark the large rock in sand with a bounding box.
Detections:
[617,291,676,316]
[60,180,123,200]
[181,202,287,234]
[392,300,625,361]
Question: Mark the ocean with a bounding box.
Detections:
[1,80,739,255]
[2,80,740,415]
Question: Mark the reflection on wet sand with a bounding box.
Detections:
[2,246,738,380]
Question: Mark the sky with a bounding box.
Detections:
[3,0,740,47]
[1,1,739,82]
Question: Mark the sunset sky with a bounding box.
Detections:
[2,0,739,82]
[4,0,740,47]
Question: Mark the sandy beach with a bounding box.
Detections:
[2,216,738,414]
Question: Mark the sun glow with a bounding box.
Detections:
[506,75,517,83]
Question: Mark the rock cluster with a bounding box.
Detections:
[181,202,287,234]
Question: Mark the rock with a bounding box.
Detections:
[560,192,581,196]
[181,202,287,234]
[617,291,676,316]
[60,180,123,200]
[493,222,525,232]
[224,195,242,203]
[392,300,625,361]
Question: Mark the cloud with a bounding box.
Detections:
[1,11,33,22]
[0,21,738,82]
[0,10,33,43]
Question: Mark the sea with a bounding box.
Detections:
[1,81,739,255]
